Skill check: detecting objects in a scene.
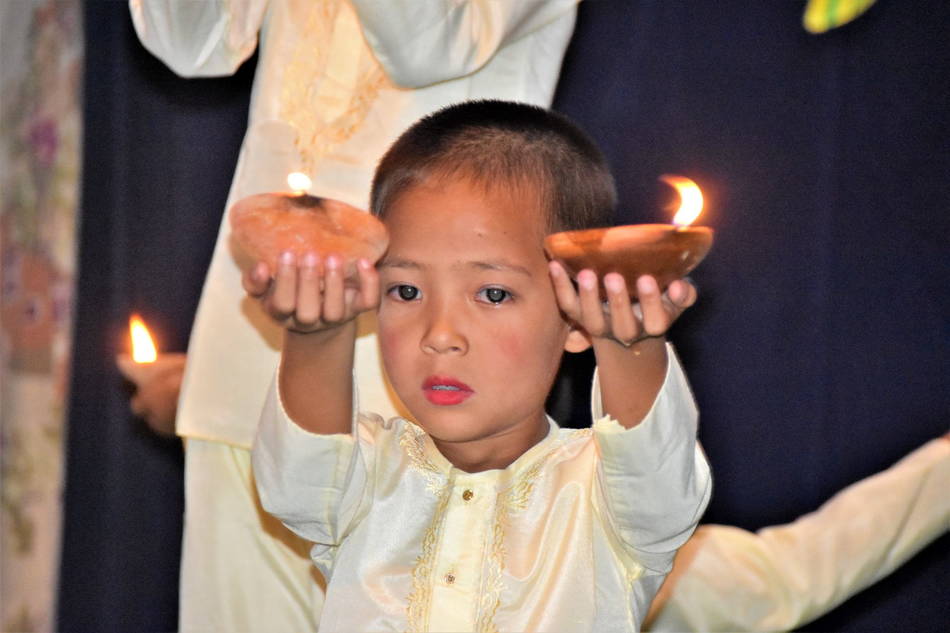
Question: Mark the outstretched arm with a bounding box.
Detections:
[243,253,379,434]
[249,252,379,546]
[644,435,950,632]
[551,265,711,574]
[129,0,267,77]
[549,266,696,428]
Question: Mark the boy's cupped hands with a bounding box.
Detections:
[242,250,696,347]
[242,251,380,334]
[548,261,697,349]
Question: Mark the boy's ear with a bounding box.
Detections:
[563,325,592,353]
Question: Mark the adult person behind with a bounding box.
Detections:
[129,0,580,631]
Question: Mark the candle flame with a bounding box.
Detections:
[287,172,312,195]
[129,314,157,363]
[660,175,704,226]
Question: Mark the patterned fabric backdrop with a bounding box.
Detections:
[0,0,82,630]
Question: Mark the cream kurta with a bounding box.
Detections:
[130,0,580,449]
[254,347,712,632]
[645,435,950,632]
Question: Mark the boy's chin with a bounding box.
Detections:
[413,416,504,450]
[414,418,485,445]
[416,412,546,448]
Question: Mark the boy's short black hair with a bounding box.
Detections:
[370,100,617,232]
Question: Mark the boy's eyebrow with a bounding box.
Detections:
[377,257,420,270]
[469,260,532,277]
[377,257,532,276]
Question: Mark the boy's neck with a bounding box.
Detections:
[431,417,551,473]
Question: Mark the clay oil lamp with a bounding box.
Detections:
[544,175,714,298]
[229,172,388,277]
[115,314,186,396]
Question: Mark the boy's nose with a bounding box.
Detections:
[420,304,468,355]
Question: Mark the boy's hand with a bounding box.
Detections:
[242,251,380,334]
[548,261,696,347]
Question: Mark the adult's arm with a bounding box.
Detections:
[128,0,267,77]
[350,0,579,87]
[644,436,950,632]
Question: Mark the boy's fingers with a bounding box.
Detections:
[355,259,380,311]
[242,261,271,297]
[548,261,580,318]
[269,252,298,318]
[604,273,639,344]
[322,254,346,322]
[294,252,323,325]
[577,270,606,337]
[637,275,671,336]
[668,278,698,310]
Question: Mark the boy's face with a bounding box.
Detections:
[376,176,585,470]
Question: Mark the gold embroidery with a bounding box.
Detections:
[278,0,388,173]
[403,427,582,631]
[474,494,508,633]
[406,478,452,632]
[474,434,570,632]
[505,455,546,512]
[570,427,593,439]
[399,423,445,494]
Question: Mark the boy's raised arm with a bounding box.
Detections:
[278,326,356,435]
[243,252,380,434]
[551,264,710,573]
[549,265,696,428]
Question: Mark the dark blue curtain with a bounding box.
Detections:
[57,2,253,631]
[59,1,947,631]
[552,2,948,630]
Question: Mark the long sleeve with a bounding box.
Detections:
[128,0,267,77]
[251,375,369,547]
[592,345,713,575]
[350,0,579,88]
[644,437,950,632]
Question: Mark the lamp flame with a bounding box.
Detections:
[660,175,704,227]
[287,172,312,195]
[129,314,157,363]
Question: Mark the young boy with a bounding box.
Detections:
[247,101,711,632]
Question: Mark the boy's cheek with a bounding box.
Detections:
[377,328,401,359]
[493,328,559,375]
[494,331,524,362]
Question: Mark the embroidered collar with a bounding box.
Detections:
[400,417,564,492]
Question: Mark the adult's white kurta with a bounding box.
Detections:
[644,435,950,632]
[130,0,580,449]
[254,347,712,632]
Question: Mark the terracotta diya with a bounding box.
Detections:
[229,172,389,276]
[115,314,186,390]
[544,175,714,297]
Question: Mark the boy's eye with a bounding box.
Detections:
[391,284,420,301]
[478,287,511,304]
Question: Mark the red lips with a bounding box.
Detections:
[422,376,473,406]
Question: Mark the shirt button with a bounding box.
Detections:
[462,489,474,501]
[444,573,456,584]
